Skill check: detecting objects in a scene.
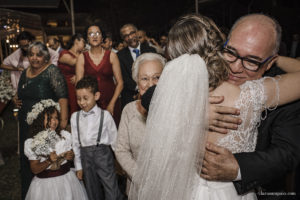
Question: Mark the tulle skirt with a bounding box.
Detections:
[25,170,88,200]
[192,176,257,200]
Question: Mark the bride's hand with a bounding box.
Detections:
[208,96,242,134]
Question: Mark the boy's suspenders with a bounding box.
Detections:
[76,110,104,147]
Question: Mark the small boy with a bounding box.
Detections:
[71,76,122,200]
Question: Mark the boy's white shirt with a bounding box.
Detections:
[71,105,118,171]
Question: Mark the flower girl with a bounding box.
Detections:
[24,99,87,200]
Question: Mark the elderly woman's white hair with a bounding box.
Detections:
[132,53,166,83]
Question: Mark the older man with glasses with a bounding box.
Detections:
[222,41,274,72]
[202,14,300,199]
[117,24,156,109]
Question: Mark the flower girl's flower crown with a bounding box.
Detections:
[26,99,60,125]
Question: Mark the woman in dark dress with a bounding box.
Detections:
[14,41,68,199]
[76,24,123,126]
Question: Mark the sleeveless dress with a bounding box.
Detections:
[192,78,278,200]
[83,50,121,126]
[18,64,68,198]
[58,50,79,117]
[24,130,88,200]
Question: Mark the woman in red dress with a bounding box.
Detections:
[76,24,123,126]
[58,34,85,118]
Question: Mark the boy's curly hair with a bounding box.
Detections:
[76,76,99,94]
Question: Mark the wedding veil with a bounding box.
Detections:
[129,54,209,200]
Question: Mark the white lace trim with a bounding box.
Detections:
[217,77,280,153]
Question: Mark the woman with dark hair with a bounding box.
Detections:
[76,23,123,126]
[16,41,68,199]
[58,33,85,116]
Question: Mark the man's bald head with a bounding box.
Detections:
[228,14,281,55]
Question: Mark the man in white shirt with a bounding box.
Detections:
[48,37,63,54]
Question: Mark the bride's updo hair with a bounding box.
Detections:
[167,14,229,89]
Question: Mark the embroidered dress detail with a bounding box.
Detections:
[217,77,279,154]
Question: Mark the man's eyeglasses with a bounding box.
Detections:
[88,32,101,38]
[222,41,273,72]
[123,31,136,39]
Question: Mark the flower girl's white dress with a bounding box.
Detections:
[24,130,88,200]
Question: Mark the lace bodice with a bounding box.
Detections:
[217,78,278,153]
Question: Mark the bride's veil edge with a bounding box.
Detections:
[129,54,209,200]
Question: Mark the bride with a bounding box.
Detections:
[128,14,300,200]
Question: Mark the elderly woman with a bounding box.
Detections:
[114,52,166,194]
[15,41,68,199]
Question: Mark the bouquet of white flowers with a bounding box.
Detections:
[0,71,16,103]
[31,129,60,157]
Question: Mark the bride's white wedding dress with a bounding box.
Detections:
[192,77,278,200]
[129,54,278,200]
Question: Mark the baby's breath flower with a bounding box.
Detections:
[31,129,59,157]
[26,99,60,125]
[0,71,16,103]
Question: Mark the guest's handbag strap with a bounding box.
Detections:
[96,110,104,146]
[76,111,82,147]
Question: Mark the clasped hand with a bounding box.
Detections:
[48,150,74,170]
[200,142,239,181]
[199,96,241,181]
[63,150,74,161]
[49,150,74,162]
